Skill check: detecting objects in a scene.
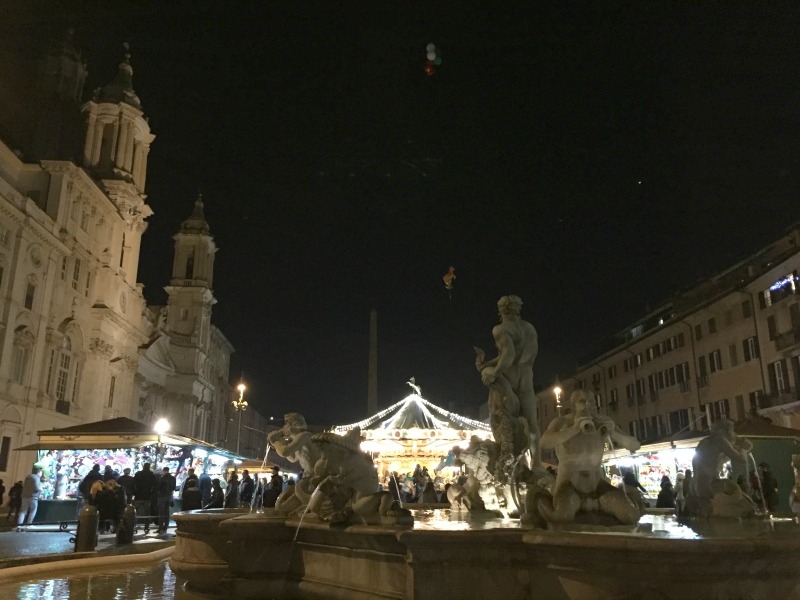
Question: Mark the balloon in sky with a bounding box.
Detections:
[424,43,442,75]
[443,266,456,290]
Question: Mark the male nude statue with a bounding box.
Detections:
[475,295,540,471]
[538,390,640,524]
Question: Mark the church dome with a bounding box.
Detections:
[179,195,211,236]
[93,47,142,110]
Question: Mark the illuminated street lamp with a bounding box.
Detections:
[153,418,170,468]
[554,382,563,415]
[233,381,248,455]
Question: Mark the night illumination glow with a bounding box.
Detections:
[334,393,491,433]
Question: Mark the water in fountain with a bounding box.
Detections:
[605,433,631,503]
[747,452,769,514]
[292,475,331,544]
[391,472,404,508]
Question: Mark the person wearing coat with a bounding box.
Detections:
[181,478,203,511]
[224,472,239,508]
[205,479,224,509]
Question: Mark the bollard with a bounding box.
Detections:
[116,503,137,545]
[75,503,99,552]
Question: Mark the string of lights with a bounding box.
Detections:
[334,393,491,433]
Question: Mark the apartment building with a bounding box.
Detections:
[538,224,800,461]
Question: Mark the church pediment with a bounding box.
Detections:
[140,334,176,370]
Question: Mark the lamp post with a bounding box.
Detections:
[153,418,170,469]
[233,382,248,456]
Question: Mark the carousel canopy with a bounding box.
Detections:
[334,382,490,433]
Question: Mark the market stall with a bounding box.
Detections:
[602,416,800,511]
[15,417,244,522]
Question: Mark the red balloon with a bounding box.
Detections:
[424,63,435,76]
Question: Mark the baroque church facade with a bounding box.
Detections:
[0,32,235,483]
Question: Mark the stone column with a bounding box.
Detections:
[115,118,128,169]
[83,113,96,167]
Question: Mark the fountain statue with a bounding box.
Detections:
[526,389,642,527]
[448,435,518,515]
[170,297,800,600]
[268,413,412,525]
[685,417,757,518]
[790,454,800,522]
[267,413,322,514]
[474,295,540,481]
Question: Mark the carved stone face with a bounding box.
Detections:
[570,391,591,417]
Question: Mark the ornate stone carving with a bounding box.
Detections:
[89,337,114,358]
[685,418,757,519]
[269,413,412,526]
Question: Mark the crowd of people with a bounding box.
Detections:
[618,461,781,516]
[386,464,453,504]
[0,461,293,533]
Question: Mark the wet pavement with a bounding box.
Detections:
[0,522,175,569]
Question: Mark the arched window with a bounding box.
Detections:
[48,334,83,414]
[54,337,72,402]
[11,327,35,384]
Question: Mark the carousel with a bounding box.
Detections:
[333,379,493,482]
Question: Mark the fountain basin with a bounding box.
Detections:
[169,507,248,589]
[172,510,800,600]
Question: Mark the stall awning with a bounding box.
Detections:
[16,440,153,451]
[14,416,240,456]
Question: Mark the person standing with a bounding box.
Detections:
[133,463,158,532]
[181,478,202,511]
[264,467,283,508]
[224,472,239,508]
[198,470,212,507]
[117,468,135,503]
[205,478,224,509]
[656,475,676,509]
[79,465,103,500]
[239,470,255,507]
[18,468,43,527]
[6,481,22,523]
[180,467,198,494]
[760,462,779,513]
[155,467,176,534]
[674,472,686,517]
[102,465,116,482]
[54,466,67,499]
[0,478,5,506]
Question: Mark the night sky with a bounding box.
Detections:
[3,3,800,426]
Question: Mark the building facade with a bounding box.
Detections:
[0,32,246,483]
[137,196,235,447]
[0,36,152,481]
[537,224,800,463]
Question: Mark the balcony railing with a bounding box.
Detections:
[55,400,70,415]
[762,389,799,409]
[775,329,800,352]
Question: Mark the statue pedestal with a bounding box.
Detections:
[172,510,800,600]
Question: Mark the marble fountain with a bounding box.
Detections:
[170,297,800,600]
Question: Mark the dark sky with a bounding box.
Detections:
[4,3,800,425]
